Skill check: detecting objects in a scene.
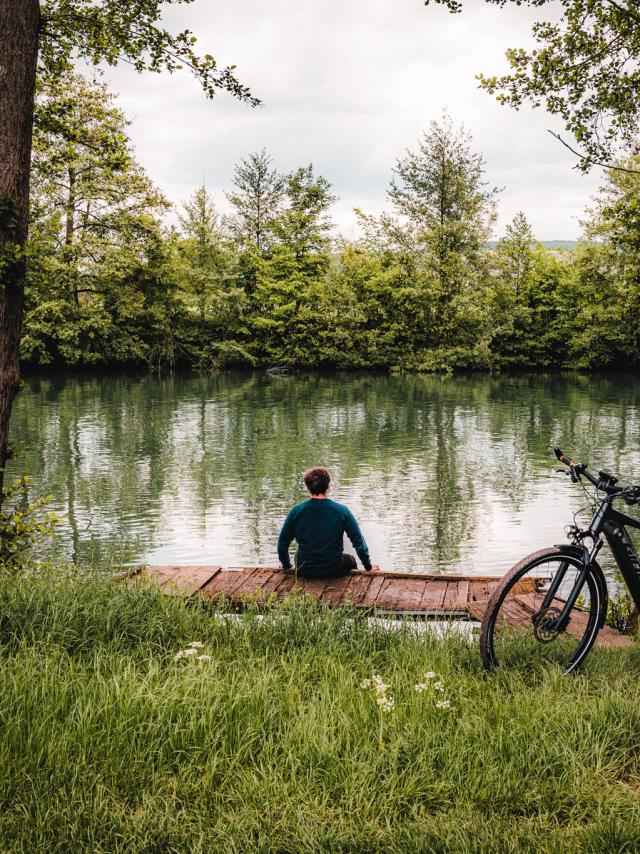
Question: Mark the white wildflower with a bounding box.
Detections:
[360,678,372,690]
[435,700,451,710]
[424,672,436,680]
[372,674,389,695]
[414,683,428,693]
[376,695,395,713]
[434,681,444,692]
[188,641,204,648]
[196,654,212,661]
[174,648,198,660]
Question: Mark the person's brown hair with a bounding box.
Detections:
[303,466,331,495]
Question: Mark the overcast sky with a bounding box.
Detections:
[100,0,603,240]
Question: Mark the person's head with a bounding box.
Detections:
[303,466,331,496]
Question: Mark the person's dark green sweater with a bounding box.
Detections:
[278,496,372,578]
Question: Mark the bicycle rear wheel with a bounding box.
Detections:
[480,547,603,674]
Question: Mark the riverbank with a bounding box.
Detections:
[1,570,640,852]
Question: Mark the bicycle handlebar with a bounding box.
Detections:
[553,446,640,503]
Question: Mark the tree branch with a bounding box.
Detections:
[602,0,640,27]
[547,130,640,175]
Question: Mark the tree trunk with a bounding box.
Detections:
[0,0,40,495]
[65,166,78,304]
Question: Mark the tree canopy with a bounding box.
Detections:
[38,0,259,104]
[425,0,640,170]
[27,80,640,378]
[0,0,258,496]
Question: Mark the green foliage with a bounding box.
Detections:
[23,74,640,375]
[607,587,638,635]
[39,0,258,105]
[425,1,640,171]
[0,475,57,570]
[226,148,284,256]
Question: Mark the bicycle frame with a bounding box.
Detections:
[542,497,640,631]
[602,508,640,610]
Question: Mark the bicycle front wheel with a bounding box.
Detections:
[480,547,604,674]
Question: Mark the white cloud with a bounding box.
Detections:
[99,0,603,240]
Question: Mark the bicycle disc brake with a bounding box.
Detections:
[533,606,564,643]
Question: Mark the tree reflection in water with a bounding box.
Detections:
[9,371,640,573]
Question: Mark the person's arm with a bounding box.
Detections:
[344,508,372,570]
[277,507,297,569]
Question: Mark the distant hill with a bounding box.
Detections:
[537,240,578,252]
[486,239,578,252]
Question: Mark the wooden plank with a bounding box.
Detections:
[128,566,180,590]
[296,576,332,602]
[121,564,636,645]
[224,567,263,599]
[131,566,220,597]
[201,569,237,598]
[274,572,302,599]
[459,579,470,607]
[595,626,636,648]
[469,579,497,603]
[232,568,278,600]
[374,578,408,610]
[442,581,464,612]
[466,600,488,621]
[260,570,290,597]
[162,566,222,597]
[201,569,257,600]
[347,575,376,607]
[360,574,387,609]
[418,579,448,611]
[345,569,503,583]
[372,577,395,609]
[323,575,358,606]
[399,578,428,611]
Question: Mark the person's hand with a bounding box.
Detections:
[370,564,380,572]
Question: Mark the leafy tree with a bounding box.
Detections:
[23,72,174,367]
[0,0,257,497]
[226,149,284,256]
[494,211,535,300]
[246,164,336,364]
[177,185,239,323]
[425,0,640,171]
[566,156,640,366]
[31,72,168,305]
[372,115,498,366]
[272,165,336,266]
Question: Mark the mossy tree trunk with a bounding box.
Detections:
[0,0,40,495]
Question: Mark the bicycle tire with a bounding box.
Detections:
[480,546,604,674]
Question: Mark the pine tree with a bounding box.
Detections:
[495,212,534,300]
[178,185,236,323]
[388,113,498,301]
[226,149,284,255]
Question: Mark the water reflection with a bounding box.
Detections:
[9,371,640,574]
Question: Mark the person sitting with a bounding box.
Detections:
[277,466,377,579]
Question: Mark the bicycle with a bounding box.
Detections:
[480,447,640,673]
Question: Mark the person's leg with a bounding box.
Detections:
[298,555,356,580]
[341,553,357,574]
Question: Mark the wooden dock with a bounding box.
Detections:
[124,565,636,648]
[125,565,507,616]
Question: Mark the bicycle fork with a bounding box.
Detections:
[533,540,603,633]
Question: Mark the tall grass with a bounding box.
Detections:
[1,570,640,852]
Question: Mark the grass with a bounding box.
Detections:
[1,571,640,852]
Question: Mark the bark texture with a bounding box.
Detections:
[0,0,40,493]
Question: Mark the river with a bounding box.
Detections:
[9,371,640,574]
